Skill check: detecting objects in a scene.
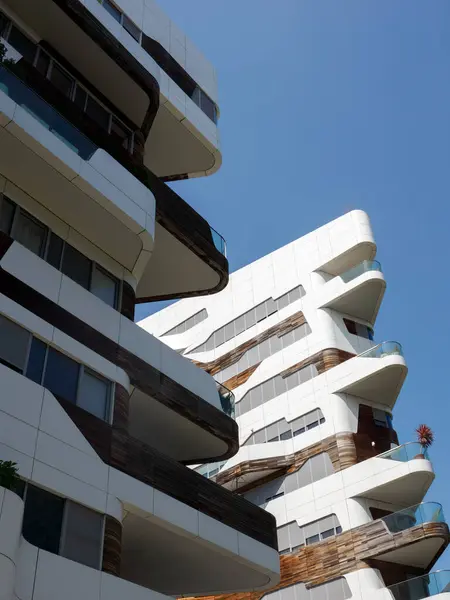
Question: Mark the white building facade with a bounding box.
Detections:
[142,210,450,600]
[0,0,280,598]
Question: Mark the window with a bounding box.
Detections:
[162,309,208,336]
[190,286,305,353]
[243,410,325,446]
[195,460,226,478]
[123,15,142,42]
[344,318,374,340]
[1,195,121,310]
[49,63,74,97]
[103,0,122,22]
[21,483,104,570]
[373,408,393,429]
[0,314,31,372]
[0,313,113,422]
[8,25,36,63]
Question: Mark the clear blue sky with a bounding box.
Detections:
[137,1,450,568]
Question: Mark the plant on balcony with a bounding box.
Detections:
[0,460,19,491]
[0,42,16,67]
[415,424,434,458]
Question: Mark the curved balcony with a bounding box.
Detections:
[318,259,385,323]
[366,502,449,569]
[217,381,235,418]
[387,570,450,600]
[345,442,434,506]
[330,341,407,408]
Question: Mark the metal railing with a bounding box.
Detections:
[340,259,382,283]
[358,341,404,359]
[378,442,429,462]
[388,570,450,600]
[381,502,445,534]
[216,381,235,418]
[0,65,96,160]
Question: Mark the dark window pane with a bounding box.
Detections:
[46,233,64,270]
[61,244,91,289]
[61,502,103,569]
[35,50,51,77]
[0,314,30,373]
[321,529,335,540]
[90,266,117,308]
[103,0,122,22]
[343,318,357,335]
[26,337,47,384]
[110,117,131,151]
[77,370,110,420]
[74,86,88,111]
[13,210,47,256]
[123,15,141,42]
[13,478,26,498]
[199,89,217,122]
[8,26,36,63]
[0,196,15,234]
[86,96,110,131]
[22,485,64,554]
[0,12,10,38]
[50,63,74,97]
[43,348,80,403]
[305,534,320,545]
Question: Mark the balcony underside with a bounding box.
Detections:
[359,464,435,507]
[318,241,376,275]
[372,532,447,569]
[320,274,386,323]
[122,513,277,596]
[129,388,230,462]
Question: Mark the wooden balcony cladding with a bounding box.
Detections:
[216,433,358,492]
[0,233,238,464]
[102,516,122,577]
[56,387,277,550]
[189,519,450,600]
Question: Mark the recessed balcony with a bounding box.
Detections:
[318,260,386,323]
[364,502,449,570]
[345,442,435,506]
[330,341,407,408]
[387,570,450,600]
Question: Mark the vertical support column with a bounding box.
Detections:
[0,487,24,600]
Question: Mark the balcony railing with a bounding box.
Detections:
[359,341,404,359]
[340,259,382,283]
[217,381,235,418]
[388,570,450,600]
[381,502,445,535]
[0,64,227,258]
[0,65,96,160]
[378,442,429,462]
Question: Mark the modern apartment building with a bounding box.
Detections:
[142,210,450,600]
[0,1,280,598]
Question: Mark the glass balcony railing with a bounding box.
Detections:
[358,341,404,359]
[378,442,430,462]
[388,570,450,600]
[216,381,235,418]
[211,227,227,257]
[0,65,96,160]
[340,259,382,283]
[381,502,445,535]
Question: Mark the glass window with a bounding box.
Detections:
[110,116,131,151]
[0,314,30,372]
[223,322,235,342]
[26,337,47,384]
[244,309,256,330]
[49,63,74,97]
[13,210,47,256]
[86,96,110,131]
[0,196,15,234]
[90,266,118,308]
[61,502,103,569]
[46,233,64,270]
[44,348,80,404]
[0,12,10,38]
[234,315,245,336]
[78,370,110,420]
[22,484,65,554]
[103,0,122,23]
[74,86,88,111]
[35,49,51,77]
[199,91,217,123]
[214,327,225,347]
[123,15,141,42]
[255,302,267,323]
[8,25,36,63]
[62,244,92,289]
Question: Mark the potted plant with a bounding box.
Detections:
[0,460,19,491]
[415,424,434,459]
